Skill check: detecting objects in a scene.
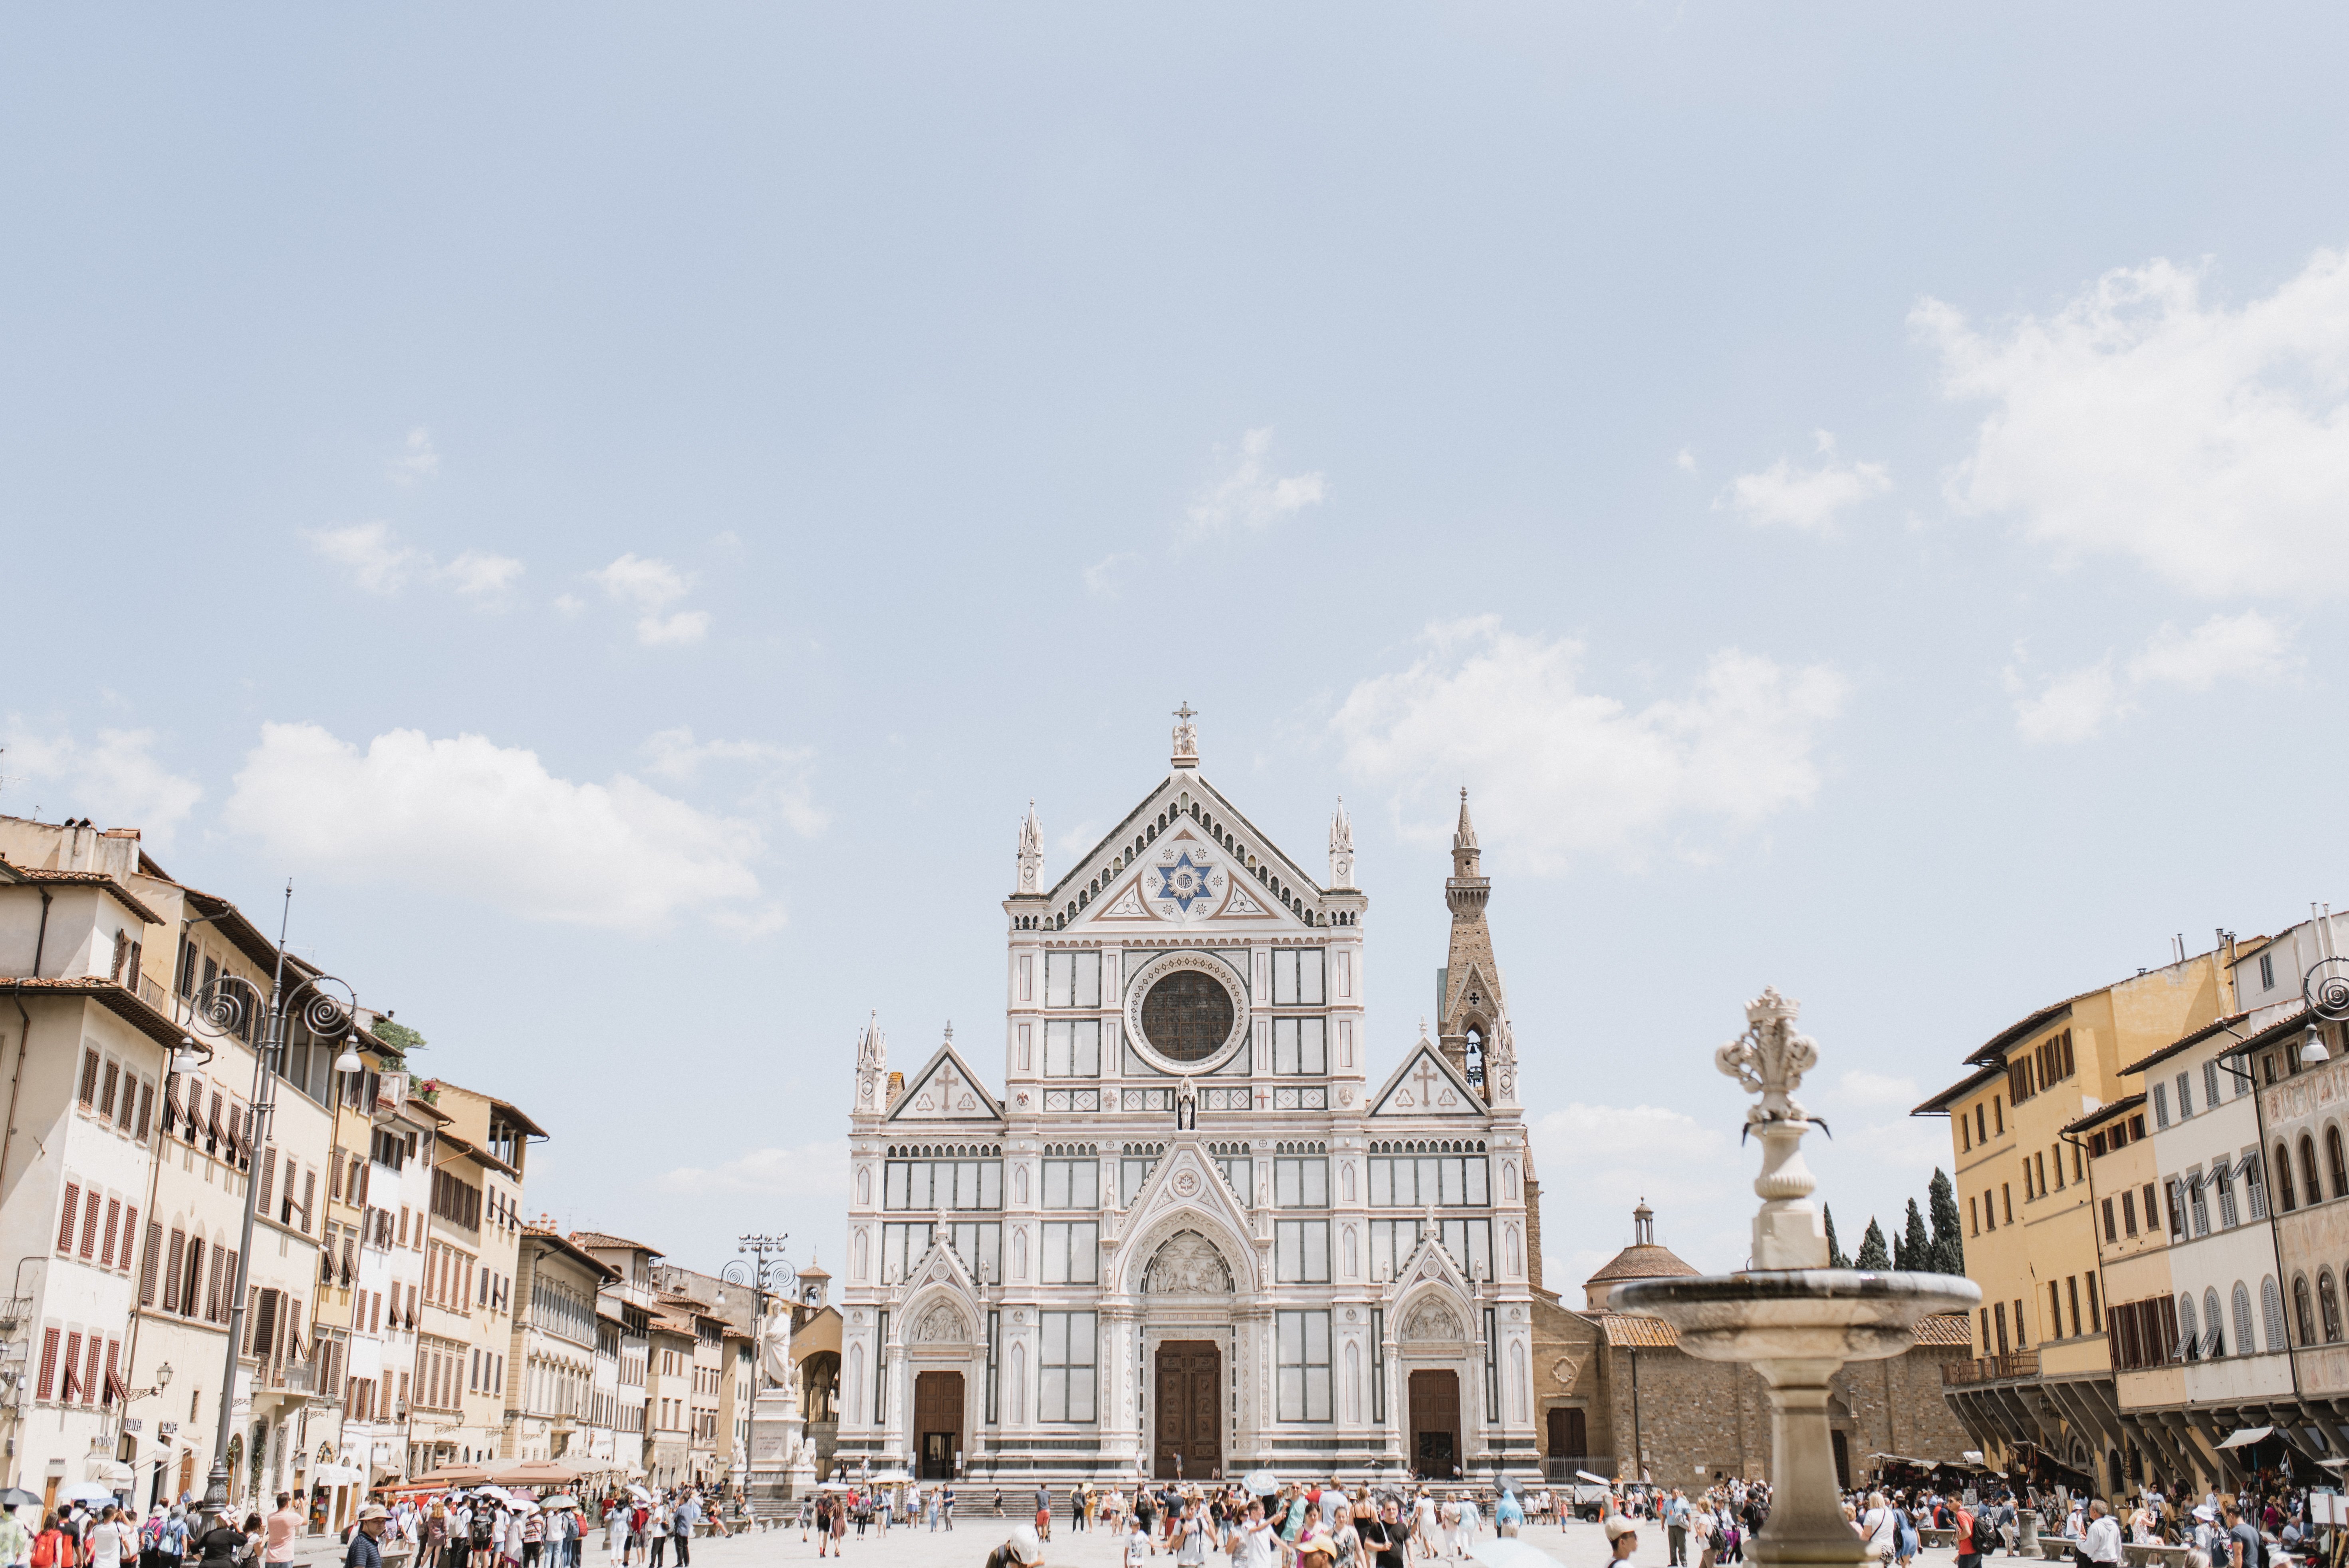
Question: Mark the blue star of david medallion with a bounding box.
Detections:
[1154,850,1221,915]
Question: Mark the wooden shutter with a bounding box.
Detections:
[121,1207,136,1273]
[253,1288,279,1356]
[57,1183,79,1252]
[101,1199,120,1267]
[36,1327,59,1400]
[82,1336,100,1405]
[135,1080,153,1141]
[79,1190,100,1258]
[141,1222,163,1304]
[256,1149,276,1221]
[99,1061,119,1120]
[79,1050,99,1106]
[60,1333,81,1401]
[164,1231,185,1313]
[205,1245,224,1322]
[300,1168,315,1233]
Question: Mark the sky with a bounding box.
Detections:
[7,4,2349,1292]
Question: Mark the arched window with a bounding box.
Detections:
[1012,1227,1029,1281]
[853,1229,869,1281]
[1511,1340,1530,1423]
[2204,1287,2224,1356]
[2298,1275,2319,1346]
[1014,1166,1029,1205]
[1506,1225,1523,1278]
[1342,1227,1359,1280]
[2279,1143,2300,1211]
[2331,1128,2349,1199]
[1341,1164,1357,1203]
[1008,1342,1026,1424]
[1503,1163,1520,1202]
[2324,1271,2344,1342]
[2264,1275,2288,1350]
[2178,1292,2200,1360]
[2301,1136,2323,1207]
[846,1343,863,1423]
[2234,1281,2256,1357]
[1343,1342,1361,1424]
[856,1168,871,1205]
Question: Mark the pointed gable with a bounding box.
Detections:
[1037,771,1335,934]
[1369,1039,1484,1117]
[886,1039,1006,1124]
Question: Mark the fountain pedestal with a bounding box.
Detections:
[1614,989,1980,1568]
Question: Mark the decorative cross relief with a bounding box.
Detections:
[1716,986,1829,1271]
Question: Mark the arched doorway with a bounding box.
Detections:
[1155,1342,1221,1480]
[1410,1371,1461,1479]
[1546,1407,1588,1475]
[914,1371,964,1480]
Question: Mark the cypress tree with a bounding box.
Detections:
[1901,1198,1931,1273]
[1823,1203,1851,1268]
[1928,1167,1966,1275]
[1855,1217,1892,1270]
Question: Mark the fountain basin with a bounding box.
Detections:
[1612,1270,1980,1568]
[1612,1269,1980,1360]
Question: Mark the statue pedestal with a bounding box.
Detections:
[747,1387,816,1513]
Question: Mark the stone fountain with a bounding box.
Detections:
[1613,988,1980,1568]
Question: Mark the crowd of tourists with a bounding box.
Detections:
[0,1483,738,1568]
[1835,1475,2329,1568]
[947,1475,1583,1568]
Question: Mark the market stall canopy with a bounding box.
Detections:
[2216,1427,2275,1450]
[487,1461,581,1486]
[1576,1472,1611,1486]
[405,1465,493,1488]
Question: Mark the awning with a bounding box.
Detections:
[84,1458,133,1485]
[2217,1426,2276,1449]
[312,1465,365,1485]
[1575,1471,1611,1485]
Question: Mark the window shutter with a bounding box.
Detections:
[80,1049,100,1106]
[103,1340,119,1405]
[99,1061,119,1120]
[253,1288,278,1357]
[300,1168,315,1233]
[60,1332,81,1401]
[80,1191,101,1257]
[164,1231,185,1313]
[82,1336,100,1405]
[36,1327,60,1400]
[141,1221,162,1304]
[205,1246,224,1322]
[256,1148,276,1221]
[101,1199,121,1268]
[135,1080,153,1141]
[57,1183,79,1253]
[121,1207,135,1273]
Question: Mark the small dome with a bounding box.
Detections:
[1584,1201,1699,1310]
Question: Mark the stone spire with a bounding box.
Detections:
[1329,797,1355,889]
[853,1011,888,1118]
[1438,789,1511,1107]
[1016,800,1042,894]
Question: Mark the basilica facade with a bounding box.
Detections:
[833,716,1545,1486]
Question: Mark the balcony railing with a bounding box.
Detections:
[1942,1351,2039,1386]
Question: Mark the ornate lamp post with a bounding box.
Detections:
[182,890,359,1520]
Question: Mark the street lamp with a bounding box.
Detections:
[184,889,359,1522]
[723,1234,795,1510]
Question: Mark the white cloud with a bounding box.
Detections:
[1918,247,2349,600]
[222,722,776,930]
[304,523,522,605]
[2008,611,2297,745]
[2128,609,2298,690]
[1531,1102,1744,1277]
[592,554,710,645]
[1,723,203,848]
[1721,430,1891,533]
[640,727,827,837]
[1083,551,1142,598]
[1333,618,1847,869]
[657,1137,849,1199]
[1675,447,1696,472]
[306,522,420,595]
[1185,427,1326,535]
[436,550,525,600]
[554,594,586,616]
[388,427,440,486]
[2010,658,2125,744]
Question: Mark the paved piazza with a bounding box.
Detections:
[596,1520,1977,1568]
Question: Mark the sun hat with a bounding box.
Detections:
[1606,1515,1640,1542]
